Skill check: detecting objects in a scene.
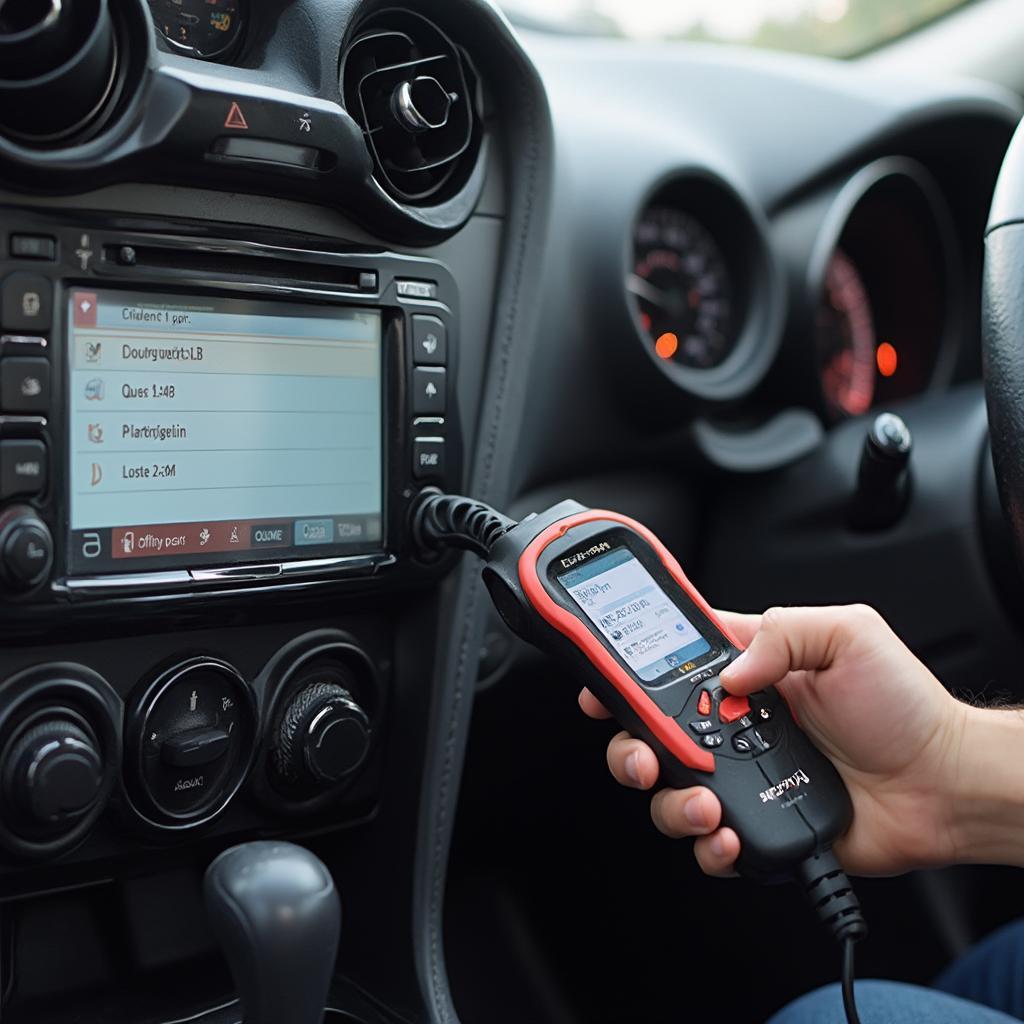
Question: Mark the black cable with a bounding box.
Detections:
[799,850,867,1024]
[841,937,862,1024]
[411,491,518,559]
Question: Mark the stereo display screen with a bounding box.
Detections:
[67,289,383,575]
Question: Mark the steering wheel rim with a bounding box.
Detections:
[983,117,1024,558]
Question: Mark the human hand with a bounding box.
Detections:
[580,605,966,877]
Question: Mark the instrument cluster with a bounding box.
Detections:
[623,158,959,425]
[147,0,245,61]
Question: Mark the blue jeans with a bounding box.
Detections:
[769,920,1024,1024]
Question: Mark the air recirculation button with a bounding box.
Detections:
[273,682,370,788]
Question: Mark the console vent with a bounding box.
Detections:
[340,8,482,205]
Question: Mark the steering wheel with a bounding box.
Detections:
[983,119,1024,558]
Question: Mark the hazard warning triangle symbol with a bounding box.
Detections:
[224,101,248,130]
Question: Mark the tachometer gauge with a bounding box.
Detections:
[148,0,243,61]
[816,248,876,419]
[629,208,737,370]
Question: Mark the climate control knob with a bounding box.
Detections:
[3,718,104,828]
[0,507,53,591]
[275,683,371,787]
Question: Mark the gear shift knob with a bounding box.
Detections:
[205,841,341,1024]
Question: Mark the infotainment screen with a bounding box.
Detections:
[67,289,384,575]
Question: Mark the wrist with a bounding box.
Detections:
[946,703,1024,867]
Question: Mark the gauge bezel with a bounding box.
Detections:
[625,172,784,402]
[804,157,963,421]
[148,0,245,62]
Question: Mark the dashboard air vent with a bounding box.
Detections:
[341,8,482,205]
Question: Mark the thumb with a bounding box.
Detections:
[718,605,852,695]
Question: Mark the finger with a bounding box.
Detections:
[694,828,741,877]
[650,786,722,838]
[712,609,762,648]
[607,731,659,789]
[719,605,873,695]
[578,687,612,719]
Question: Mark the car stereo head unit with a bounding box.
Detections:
[67,289,385,576]
[0,210,462,605]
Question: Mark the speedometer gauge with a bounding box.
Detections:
[148,0,244,61]
[629,208,737,370]
[816,249,876,419]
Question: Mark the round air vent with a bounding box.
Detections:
[340,8,483,205]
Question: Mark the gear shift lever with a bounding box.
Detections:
[205,841,341,1024]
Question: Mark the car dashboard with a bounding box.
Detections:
[0,2,1019,1023]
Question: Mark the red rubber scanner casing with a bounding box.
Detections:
[519,509,732,773]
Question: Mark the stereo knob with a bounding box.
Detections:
[275,683,371,787]
[3,718,104,828]
[0,508,53,591]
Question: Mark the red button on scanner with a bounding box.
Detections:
[697,690,712,716]
[719,695,751,724]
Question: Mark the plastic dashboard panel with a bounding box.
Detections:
[501,32,1021,496]
[0,0,495,245]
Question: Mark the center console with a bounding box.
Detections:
[0,208,462,879]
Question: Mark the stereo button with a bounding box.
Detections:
[1,517,53,589]
[1,356,50,413]
[413,367,446,415]
[251,523,289,547]
[397,280,437,299]
[10,235,56,261]
[1,274,52,332]
[413,437,445,479]
[1,440,47,498]
[412,315,447,366]
[294,519,333,545]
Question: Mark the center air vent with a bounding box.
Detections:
[340,8,482,205]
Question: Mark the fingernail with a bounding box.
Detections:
[624,750,643,788]
[722,651,747,678]
[709,833,726,858]
[683,794,706,829]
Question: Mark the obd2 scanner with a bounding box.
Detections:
[413,494,869,1024]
